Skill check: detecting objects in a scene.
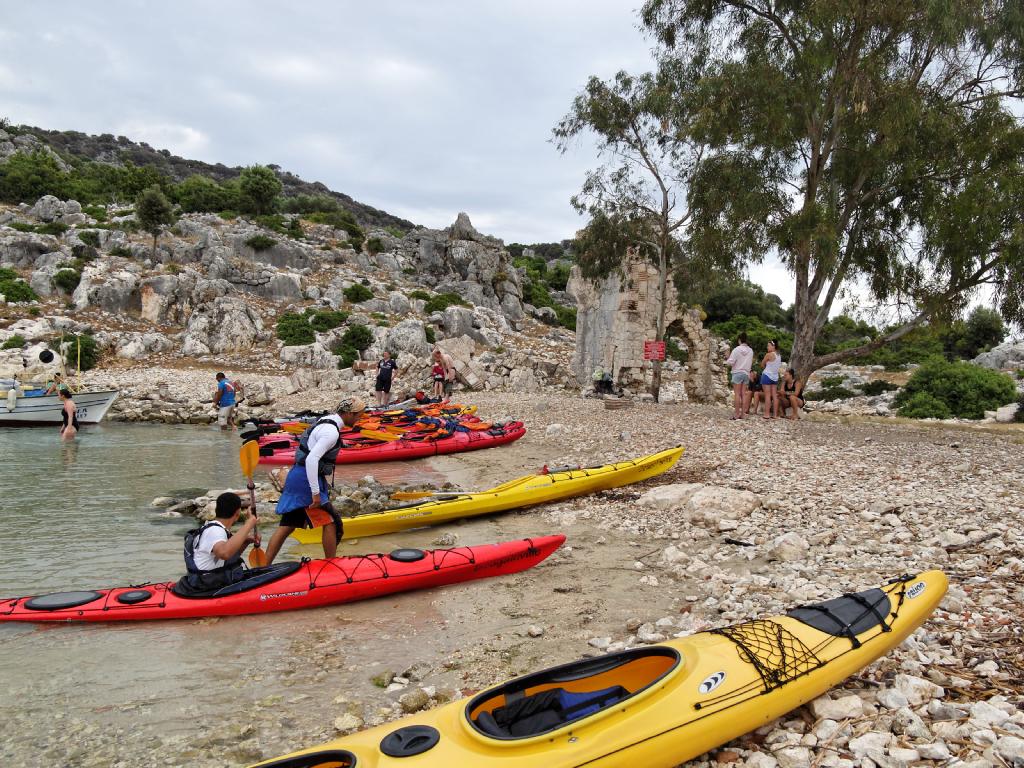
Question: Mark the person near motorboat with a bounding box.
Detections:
[177,492,259,593]
[213,372,237,430]
[263,396,367,564]
[45,372,71,395]
[59,388,79,440]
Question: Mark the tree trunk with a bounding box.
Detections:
[151,232,158,260]
[651,246,669,403]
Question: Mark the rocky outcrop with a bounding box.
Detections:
[181,297,266,355]
[974,340,1024,370]
[0,130,70,172]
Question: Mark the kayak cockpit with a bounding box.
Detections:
[171,561,302,599]
[250,749,356,767]
[466,646,681,740]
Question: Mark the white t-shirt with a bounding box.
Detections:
[305,415,343,497]
[726,343,753,374]
[193,521,229,571]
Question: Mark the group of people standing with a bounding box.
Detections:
[725,334,805,421]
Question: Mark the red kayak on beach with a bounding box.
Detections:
[258,421,527,466]
[0,535,564,622]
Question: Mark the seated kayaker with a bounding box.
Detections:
[264,397,366,564]
[177,492,259,594]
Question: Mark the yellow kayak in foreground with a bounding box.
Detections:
[291,445,683,544]
[250,570,947,768]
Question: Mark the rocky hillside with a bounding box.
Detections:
[0,124,414,231]
[0,193,605,421]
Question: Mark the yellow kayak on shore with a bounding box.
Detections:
[290,446,683,544]
[250,570,947,768]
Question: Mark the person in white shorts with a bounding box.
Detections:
[213,372,237,430]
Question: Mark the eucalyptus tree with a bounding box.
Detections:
[641,0,1024,380]
[555,66,737,401]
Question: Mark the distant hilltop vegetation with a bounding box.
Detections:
[0,121,415,232]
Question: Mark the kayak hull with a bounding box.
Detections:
[259,422,526,467]
[250,570,947,768]
[292,445,684,544]
[0,535,564,623]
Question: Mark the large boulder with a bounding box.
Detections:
[182,297,265,355]
[29,195,65,222]
[72,268,142,313]
[974,341,1024,370]
[112,332,175,360]
[280,342,337,369]
[385,319,430,359]
[0,231,60,269]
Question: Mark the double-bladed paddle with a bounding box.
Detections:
[240,440,268,567]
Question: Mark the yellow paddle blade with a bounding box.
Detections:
[240,440,260,479]
[359,429,402,442]
[390,490,435,500]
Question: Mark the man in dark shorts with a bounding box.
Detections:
[263,397,366,563]
[374,350,398,407]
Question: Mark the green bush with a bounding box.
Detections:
[77,230,101,247]
[710,315,793,360]
[108,245,133,258]
[0,272,38,302]
[2,334,26,350]
[666,338,688,364]
[804,385,857,402]
[245,234,276,252]
[335,345,360,369]
[423,292,468,314]
[941,307,1006,361]
[861,380,899,396]
[344,283,374,303]
[7,222,36,232]
[54,333,98,371]
[386,226,405,238]
[286,217,304,240]
[407,289,430,301]
[555,305,577,330]
[35,221,69,236]
[239,165,282,215]
[174,174,230,213]
[276,312,315,346]
[340,323,374,351]
[82,204,107,222]
[307,309,349,332]
[897,392,953,420]
[424,325,436,344]
[218,210,238,220]
[0,150,67,202]
[893,359,1017,419]
[53,268,81,293]
[281,194,340,214]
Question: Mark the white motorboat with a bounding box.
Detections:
[0,389,119,426]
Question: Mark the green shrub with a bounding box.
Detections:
[276,312,315,346]
[245,234,276,252]
[897,392,953,420]
[710,315,793,359]
[424,325,436,344]
[108,245,133,258]
[335,345,359,369]
[423,292,468,314]
[82,204,107,222]
[1017,370,1024,380]
[0,150,68,202]
[239,165,282,215]
[72,244,98,263]
[666,338,688,364]
[165,262,182,274]
[893,359,1017,420]
[402,267,416,275]
[218,210,238,220]
[53,269,81,293]
[407,289,430,301]
[7,221,35,232]
[307,309,349,332]
[2,334,26,350]
[287,217,304,239]
[28,306,40,316]
[77,230,100,247]
[344,283,374,303]
[861,380,899,396]
[0,267,17,281]
[386,226,405,238]
[0,272,38,302]
[555,305,577,330]
[35,221,69,236]
[174,174,230,213]
[53,333,98,371]
[366,236,385,256]
[281,194,340,215]
[340,323,374,352]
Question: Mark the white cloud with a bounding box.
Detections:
[114,121,210,158]
[249,53,334,86]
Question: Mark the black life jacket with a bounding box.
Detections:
[180,524,243,589]
[294,417,343,476]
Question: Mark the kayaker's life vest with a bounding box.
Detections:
[294,417,343,476]
[183,522,245,577]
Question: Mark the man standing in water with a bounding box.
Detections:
[263,397,366,564]
[213,372,236,431]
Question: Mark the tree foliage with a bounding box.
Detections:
[894,359,1017,420]
[639,0,1024,380]
[134,185,174,258]
[239,165,282,215]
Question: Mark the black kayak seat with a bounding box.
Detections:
[24,590,104,611]
[171,561,302,599]
[788,587,892,637]
[478,685,630,738]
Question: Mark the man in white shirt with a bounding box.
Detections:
[725,334,754,420]
[178,492,259,594]
[264,397,367,564]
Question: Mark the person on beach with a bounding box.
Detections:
[177,492,259,593]
[430,359,446,399]
[725,334,753,420]
[432,347,455,397]
[213,372,237,431]
[747,367,763,416]
[374,350,398,407]
[263,397,367,564]
[59,388,79,440]
[779,368,805,419]
[759,340,782,419]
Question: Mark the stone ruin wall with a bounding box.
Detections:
[568,255,728,403]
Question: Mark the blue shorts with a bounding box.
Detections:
[731,372,749,385]
[760,374,778,386]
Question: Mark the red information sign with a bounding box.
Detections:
[643,340,666,361]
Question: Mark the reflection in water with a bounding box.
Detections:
[60,437,79,468]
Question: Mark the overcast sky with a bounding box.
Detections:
[1,0,807,305]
